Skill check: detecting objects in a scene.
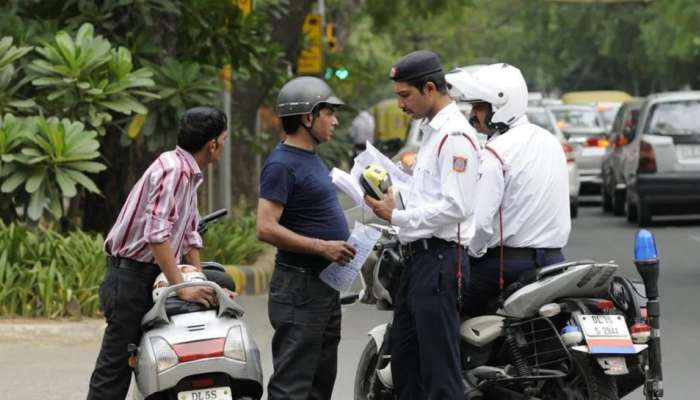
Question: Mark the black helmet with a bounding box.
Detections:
[276,76,344,117]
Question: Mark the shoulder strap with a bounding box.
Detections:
[484,145,505,171]
[484,144,506,298]
[437,132,478,159]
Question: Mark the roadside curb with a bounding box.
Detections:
[224,265,272,295]
[223,245,275,295]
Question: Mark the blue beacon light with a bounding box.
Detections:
[634,229,658,263]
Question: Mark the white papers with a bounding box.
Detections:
[330,167,375,216]
[319,222,382,292]
[330,141,414,213]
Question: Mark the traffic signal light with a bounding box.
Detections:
[323,66,349,80]
[335,67,349,80]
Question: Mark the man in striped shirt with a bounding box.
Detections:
[87,106,229,400]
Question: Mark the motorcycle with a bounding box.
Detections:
[351,224,664,400]
[132,209,263,400]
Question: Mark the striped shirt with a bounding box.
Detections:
[104,146,204,263]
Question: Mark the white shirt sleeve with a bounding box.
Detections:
[391,134,478,231]
[469,149,506,257]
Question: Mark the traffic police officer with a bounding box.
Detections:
[366,50,480,400]
[256,76,356,400]
[446,63,571,316]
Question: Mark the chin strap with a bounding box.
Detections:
[301,116,321,145]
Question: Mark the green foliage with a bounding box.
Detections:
[200,211,265,266]
[0,36,35,113]
[135,59,222,150]
[0,221,105,318]
[0,115,106,221]
[27,23,157,134]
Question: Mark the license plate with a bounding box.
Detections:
[581,147,605,157]
[577,314,635,354]
[178,387,232,400]
[676,145,700,161]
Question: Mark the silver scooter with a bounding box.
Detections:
[132,210,263,400]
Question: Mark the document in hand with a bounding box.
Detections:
[330,168,376,217]
[351,141,412,194]
[319,222,382,292]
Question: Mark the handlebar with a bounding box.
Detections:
[198,209,228,234]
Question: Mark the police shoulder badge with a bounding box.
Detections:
[453,156,467,173]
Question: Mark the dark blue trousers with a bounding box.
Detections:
[462,248,565,317]
[391,245,469,400]
[267,267,341,400]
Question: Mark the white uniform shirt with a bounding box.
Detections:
[469,116,571,257]
[391,102,480,244]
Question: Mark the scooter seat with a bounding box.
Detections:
[164,296,215,317]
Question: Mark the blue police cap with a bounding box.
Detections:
[389,50,443,81]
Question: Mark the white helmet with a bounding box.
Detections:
[446,63,528,131]
[152,264,207,302]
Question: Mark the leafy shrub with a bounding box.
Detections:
[0,209,265,318]
[0,221,105,318]
[200,212,264,266]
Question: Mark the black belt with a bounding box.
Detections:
[276,262,321,276]
[401,237,466,259]
[483,246,562,260]
[107,256,161,275]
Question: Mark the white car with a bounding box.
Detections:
[617,91,700,226]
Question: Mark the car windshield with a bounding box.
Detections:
[550,108,602,129]
[597,104,620,127]
[646,100,700,135]
[527,110,555,132]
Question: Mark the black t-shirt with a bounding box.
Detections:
[259,143,350,270]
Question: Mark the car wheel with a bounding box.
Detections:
[625,193,637,222]
[602,186,612,213]
[570,197,579,219]
[612,188,625,216]
[637,198,652,227]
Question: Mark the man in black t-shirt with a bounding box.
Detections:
[256,76,356,400]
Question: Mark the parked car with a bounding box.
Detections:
[616,91,700,226]
[561,90,632,132]
[548,104,608,195]
[601,98,644,215]
[595,102,623,132]
[527,107,580,218]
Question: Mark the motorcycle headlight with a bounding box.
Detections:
[150,336,178,372]
[224,326,246,362]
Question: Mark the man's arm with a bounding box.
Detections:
[151,241,216,306]
[371,134,478,228]
[468,152,505,257]
[184,248,202,271]
[256,198,355,264]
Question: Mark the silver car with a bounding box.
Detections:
[527,107,580,218]
[617,91,700,226]
[548,104,608,195]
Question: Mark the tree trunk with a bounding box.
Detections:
[230,0,316,206]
